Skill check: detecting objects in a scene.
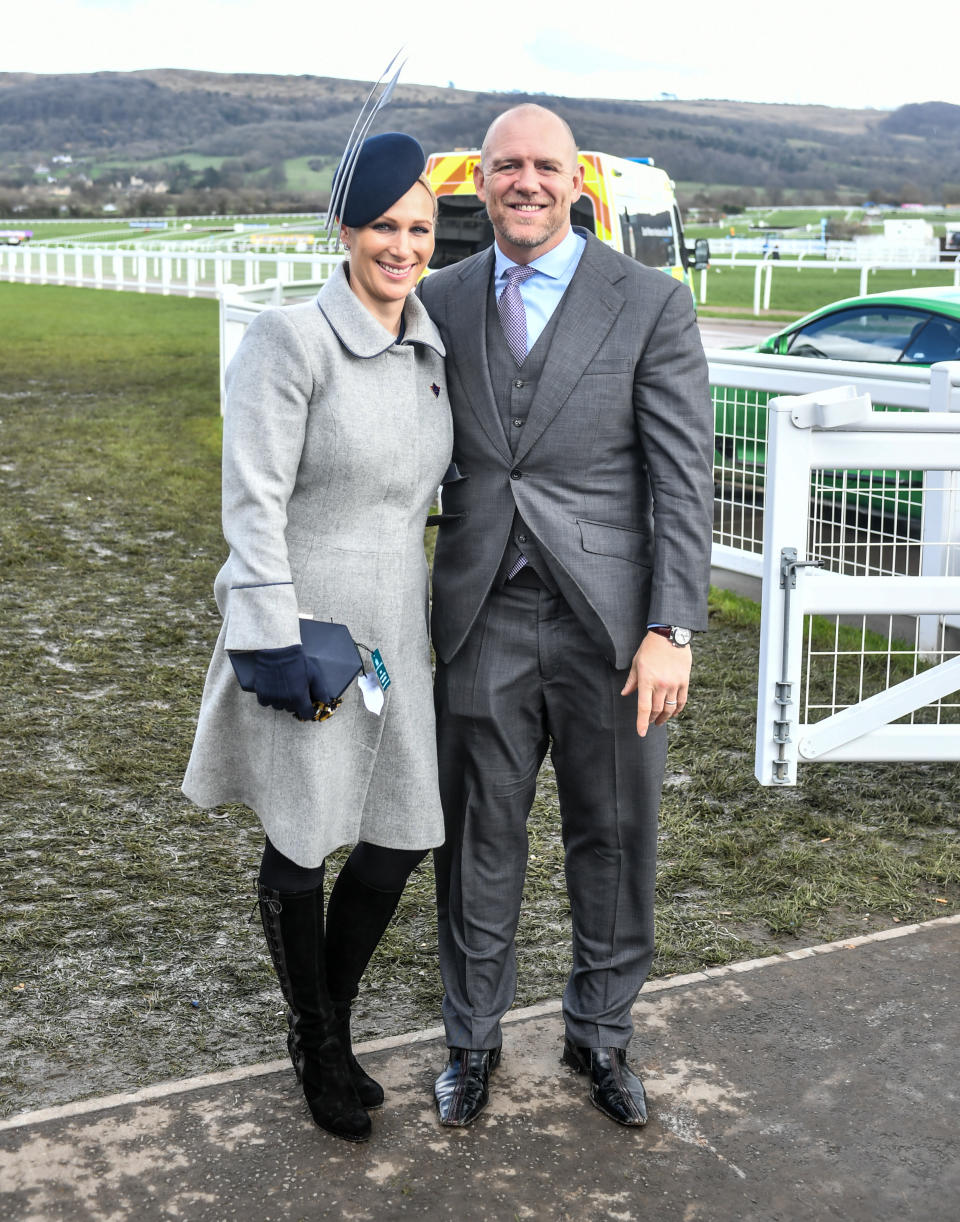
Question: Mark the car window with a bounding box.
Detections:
[901,316,960,364]
[785,306,931,362]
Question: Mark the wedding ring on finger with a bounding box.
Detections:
[663,699,678,706]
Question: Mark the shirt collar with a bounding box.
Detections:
[494,226,581,283]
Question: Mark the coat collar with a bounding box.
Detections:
[317,261,446,359]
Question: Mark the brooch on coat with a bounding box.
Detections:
[430,383,441,398]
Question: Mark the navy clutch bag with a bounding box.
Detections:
[229,618,364,707]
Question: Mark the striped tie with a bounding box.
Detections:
[507,552,529,580]
[497,264,537,366]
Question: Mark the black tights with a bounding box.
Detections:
[259,837,427,894]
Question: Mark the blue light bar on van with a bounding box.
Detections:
[627,157,655,166]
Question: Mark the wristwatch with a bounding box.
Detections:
[649,625,693,648]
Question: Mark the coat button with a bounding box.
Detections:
[510,470,522,480]
[517,533,528,543]
[514,379,525,388]
[512,418,524,427]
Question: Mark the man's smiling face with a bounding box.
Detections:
[474,106,584,266]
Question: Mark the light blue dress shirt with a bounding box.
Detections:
[493,227,586,352]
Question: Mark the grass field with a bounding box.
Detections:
[1,283,957,1120]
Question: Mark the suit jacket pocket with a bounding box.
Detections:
[581,358,634,375]
[577,518,651,567]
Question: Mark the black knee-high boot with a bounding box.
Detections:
[325,864,404,1108]
[258,882,371,1142]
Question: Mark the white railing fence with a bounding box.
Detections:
[1,243,345,298]
[8,240,959,318]
[697,257,960,313]
[755,386,960,785]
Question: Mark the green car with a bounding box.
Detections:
[714,287,960,526]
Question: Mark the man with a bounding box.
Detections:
[420,105,714,1128]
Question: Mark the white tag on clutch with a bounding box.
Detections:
[358,672,385,715]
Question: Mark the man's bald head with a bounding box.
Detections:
[480,105,579,172]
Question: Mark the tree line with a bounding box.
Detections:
[1,72,958,211]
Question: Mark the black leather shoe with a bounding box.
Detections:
[562,1039,648,1127]
[434,1045,502,1127]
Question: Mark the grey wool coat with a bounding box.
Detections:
[182,263,453,867]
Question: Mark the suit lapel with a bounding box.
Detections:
[449,249,511,460]
[513,236,626,464]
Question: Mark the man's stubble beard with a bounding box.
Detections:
[494,211,568,251]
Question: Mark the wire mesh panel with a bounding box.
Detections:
[712,384,769,555]
[712,386,935,563]
[801,613,960,727]
[801,464,960,727]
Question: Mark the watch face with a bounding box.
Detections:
[671,627,693,647]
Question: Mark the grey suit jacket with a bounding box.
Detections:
[420,230,715,670]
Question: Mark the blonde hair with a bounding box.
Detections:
[416,171,438,220]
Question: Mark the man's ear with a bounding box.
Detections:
[473,163,487,203]
[570,163,585,204]
[340,223,352,250]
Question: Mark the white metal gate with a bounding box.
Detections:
[756,386,960,784]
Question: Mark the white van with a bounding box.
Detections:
[425,149,707,287]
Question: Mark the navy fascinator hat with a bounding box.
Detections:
[336,132,426,228]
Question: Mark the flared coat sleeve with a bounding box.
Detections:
[218,309,316,651]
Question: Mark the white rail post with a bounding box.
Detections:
[755,386,873,785]
[186,255,197,298]
[699,266,708,305]
[919,361,960,651]
[753,262,763,315]
[763,260,773,310]
[756,394,817,785]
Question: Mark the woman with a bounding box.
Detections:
[182,133,452,1143]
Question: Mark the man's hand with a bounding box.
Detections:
[620,631,692,737]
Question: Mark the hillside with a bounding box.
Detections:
[0,69,957,204]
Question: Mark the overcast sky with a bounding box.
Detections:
[9,0,958,111]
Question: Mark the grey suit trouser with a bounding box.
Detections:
[434,578,666,1051]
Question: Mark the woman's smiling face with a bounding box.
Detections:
[341,181,435,319]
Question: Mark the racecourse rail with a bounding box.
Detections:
[5,242,960,316]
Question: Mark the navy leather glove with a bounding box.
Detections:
[251,645,316,721]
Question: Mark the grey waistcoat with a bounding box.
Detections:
[486,280,566,588]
